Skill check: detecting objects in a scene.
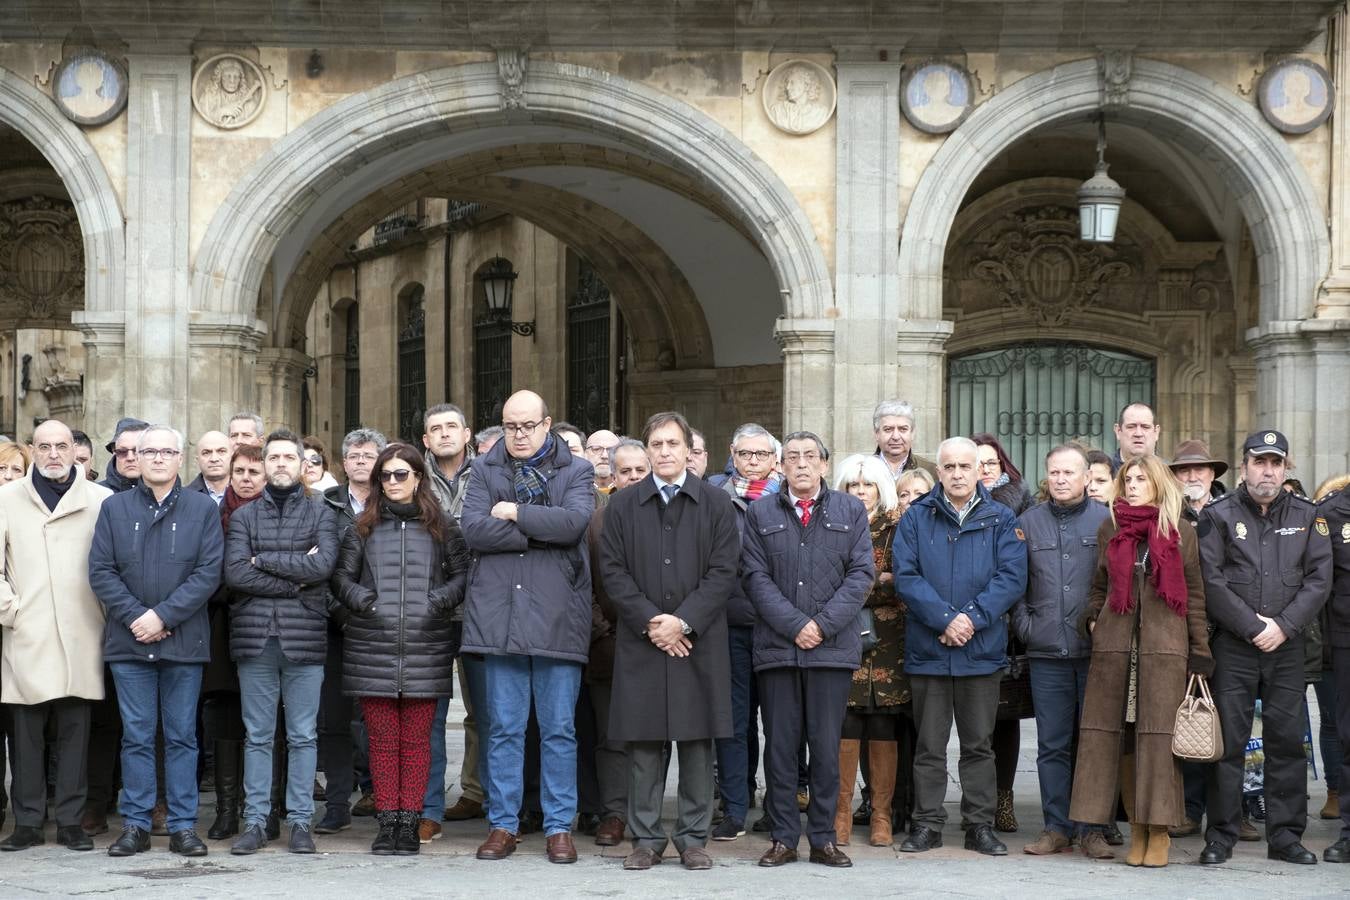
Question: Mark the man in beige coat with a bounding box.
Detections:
[0,419,113,851]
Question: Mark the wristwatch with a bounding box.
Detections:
[679,619,692,636]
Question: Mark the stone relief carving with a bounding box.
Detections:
[191,53,267,129]
[0,195,84,322]
[497,48,529,110]
[762,59,836,135]
[51,50,128,126]
[1258,58,1334,134]
[967,206,1133,326]
[901,60,973,133]
[1099,50,1134,108]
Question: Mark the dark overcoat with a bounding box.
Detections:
[1069,518,1212,828]
[600,474,740,743]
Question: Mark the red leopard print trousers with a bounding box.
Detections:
[361,696,437,812]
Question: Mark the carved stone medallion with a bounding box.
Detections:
[192,53,267,129]
[1258,58,1334,134]
[51,51,128,126]
[901,60,974,134]
[0,195,85,323]
[762,59,836,135]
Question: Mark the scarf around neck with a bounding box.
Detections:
[221,485,260,531]
[511,434,555,506]
[731,471,782,501]
[1106,498,1187,618]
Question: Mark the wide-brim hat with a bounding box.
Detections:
[1168,439,1229,478]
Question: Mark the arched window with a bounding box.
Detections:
[397,284,426,444]
[566,258,611,436]
[343,303,360,435]
[473,260,513,430]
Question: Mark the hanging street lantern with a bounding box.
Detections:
[1078,117,1126,243]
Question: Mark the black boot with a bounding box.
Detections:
[394,811,420,856]
[208,740,242,840]
[371,812,397,856]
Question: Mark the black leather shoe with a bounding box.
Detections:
[169,829,208,856]
[1198,841,1231,865]
[809,842,852,867]
[56,825,93,851]
[758,840,798,867]
[0,825,45,851]
[314,805,351,834]
[107,825,151,857]
[1325,838,1350,863]
[751,812,772,833]
[1268,842,1317,865]
[230,823,268,856]
[900,825,943,853]
[965,824,1008,856]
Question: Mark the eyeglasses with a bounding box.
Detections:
[113,447,138,459]
[735,449,774,461]
[502,420,544,436]
[585,444,614,454]
[977,460,1001,470]
[345,452,378,462]
[36,442,72,454]
[137,448,181,460]
[304,454,323,466]
[380,469,415,483]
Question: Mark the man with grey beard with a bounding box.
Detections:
[1170,440,1229,524]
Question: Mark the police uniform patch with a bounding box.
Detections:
[1235,521,1248,540]
[1014,528,1026,541]
[1264,432,1277,445]
[1315,517,1329,537]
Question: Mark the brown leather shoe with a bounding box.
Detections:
[809,842,853,867]
[680,847,713,870]
[444,796,486,821]
[80,804,108,836]
[758,840,799,867]
[418,818,442,843]
[595,816,626,847]
[546,832,578,864]
[623,846,663,870]
[150,801,169,836]
[476,829,517,860]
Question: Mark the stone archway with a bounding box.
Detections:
[189,57,834,444]
[0,66,126,445]
[897,56,1330,468]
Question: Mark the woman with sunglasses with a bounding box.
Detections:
[333,442,469,856]
[301,437,340,492]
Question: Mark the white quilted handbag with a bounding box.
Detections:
[1173,674,1223,762]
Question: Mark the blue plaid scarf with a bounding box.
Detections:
[512,434,555,505]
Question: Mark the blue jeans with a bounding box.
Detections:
[237,637,325,827]
[1028,657,1091,836]
[109,661,203,834]
[422,695,451,819]
[484,654,582,836]
[715,625,754,823]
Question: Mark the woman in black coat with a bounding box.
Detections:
[970,432,1033,833]
[333,442,469,856]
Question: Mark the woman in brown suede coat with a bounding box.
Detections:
[1069,455,1213,868]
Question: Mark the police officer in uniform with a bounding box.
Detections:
[1196,430,1332,866]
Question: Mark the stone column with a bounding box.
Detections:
[72,312,126,455]
[832,53,911,456]
[188,312,267,444]
[122,52,192,428]
[1248,320,1350,488]
[774,317,835,445]
[1324,10,1350,317]
[896,318,956,454]
[254,347,312,434]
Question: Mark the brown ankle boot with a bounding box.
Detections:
[1142,825,1169,867]
[835,739,861,846]
[868,740,898,846]
[1119,753,1147,866]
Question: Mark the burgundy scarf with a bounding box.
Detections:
[1106,499,1187,618]
[220,486,260,532]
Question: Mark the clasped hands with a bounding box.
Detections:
[937,612,975,647]
[648,613,691,658]
[130,609,169,644]
[1252,615,1288,653]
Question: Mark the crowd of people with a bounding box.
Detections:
[0,393,1346,875]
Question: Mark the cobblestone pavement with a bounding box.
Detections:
[1,695,1346,899]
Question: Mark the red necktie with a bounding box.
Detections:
[796,498,813,526]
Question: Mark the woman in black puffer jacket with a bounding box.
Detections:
[333,442,469,857]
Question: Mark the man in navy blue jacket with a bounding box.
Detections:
[743,431,873,869]
[892,436,1028,857]
[89,425,223,858]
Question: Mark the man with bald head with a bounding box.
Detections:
[0,419,113,852]
[461,390,596,865]
[187,431,231,504]
[586,429,621,497]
